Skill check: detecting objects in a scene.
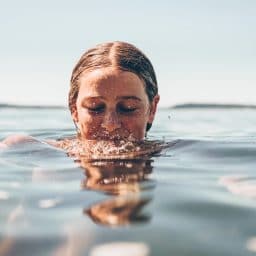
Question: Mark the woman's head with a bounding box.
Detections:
[69,41,159,141]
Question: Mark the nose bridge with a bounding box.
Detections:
[102,108,121,131]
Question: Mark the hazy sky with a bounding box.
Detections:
[0,0,255,107]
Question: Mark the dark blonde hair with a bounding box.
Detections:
[69,41,158,131]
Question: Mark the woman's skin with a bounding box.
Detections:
[72,67,159,141]
[0,141,8,149]
[0,135,38,148]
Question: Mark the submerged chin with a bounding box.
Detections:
[80,130,145,142]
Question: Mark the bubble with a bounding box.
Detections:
[59,137,170,160]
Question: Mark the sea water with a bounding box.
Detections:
[0,106,256,256]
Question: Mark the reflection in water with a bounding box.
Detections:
[80,159,154,195]
[89,242,150,256]
[0,143,159,255]
[85,196,151,226]
[78,158,155,226]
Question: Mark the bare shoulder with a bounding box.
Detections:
[0,135,68,158]
[1,134,38,147]
[0,141,8,149]
[1,135,72,151]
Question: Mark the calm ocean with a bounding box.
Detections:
[0,106,256,256]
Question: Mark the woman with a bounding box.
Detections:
[69,41,159,140]
[1,41,162,158]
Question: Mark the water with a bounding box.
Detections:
[1,106,256,256]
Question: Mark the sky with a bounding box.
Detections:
[0,0,255,107]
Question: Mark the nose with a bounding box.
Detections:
[101,111,121,132]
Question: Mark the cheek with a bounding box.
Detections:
[78,113,102,136]
[120,114,148,135]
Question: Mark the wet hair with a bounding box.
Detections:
[69,41,158,131]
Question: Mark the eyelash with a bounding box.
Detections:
[118,106,137,113]
[87,105,105,114]
[85,105,137,114]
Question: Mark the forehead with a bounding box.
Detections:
[78,68,147,98]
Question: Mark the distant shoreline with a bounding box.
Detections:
[170,103,256,109]
[1,103,256,110]
[0,103,66,109]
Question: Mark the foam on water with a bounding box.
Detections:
[55,137,173,160]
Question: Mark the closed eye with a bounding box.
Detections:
[118,105,137,113]
[87,105,105,113]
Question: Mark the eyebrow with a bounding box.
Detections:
[82,96,104,101]
[116,96,142,101]
[81,96,142,102]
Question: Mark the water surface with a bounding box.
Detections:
[1,106,256,256]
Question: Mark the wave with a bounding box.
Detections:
[170,103,256,109]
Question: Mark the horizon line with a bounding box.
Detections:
[1,102,256,110]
